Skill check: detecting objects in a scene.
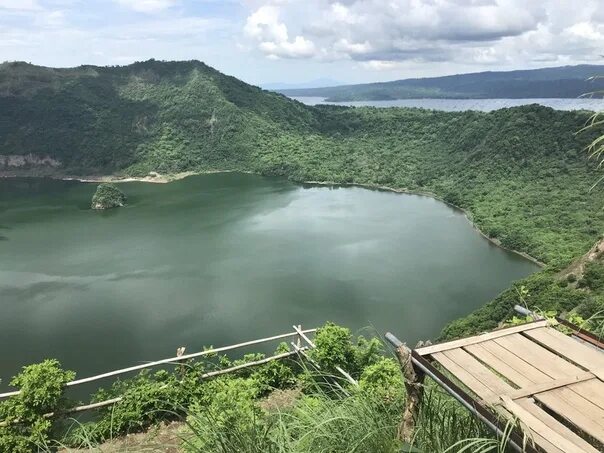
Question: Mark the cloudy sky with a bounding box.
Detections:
[1,0,603,86]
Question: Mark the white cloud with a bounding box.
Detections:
[244,4,318,59]
[565,22,604,41]
[259,35,315,58]
[0,5,235,68]
[31,10,67,28]
[330,3,360,25]
[243,0,604,71]
[334,39,371,55]
[244,6,288,42]
[113,0,178,13]
[0,0,603,84]
[0,0,42,10]
[360,60,404,71]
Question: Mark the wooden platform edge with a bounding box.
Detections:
[486,373,596,405]
[415,320,549,356]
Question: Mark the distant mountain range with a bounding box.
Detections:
[277,65,604,101]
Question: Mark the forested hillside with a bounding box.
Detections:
[1,59,604,337]
[279,64,604,101]
[0,60,316,174]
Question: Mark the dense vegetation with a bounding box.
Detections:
[90,183,126,209]
[279,64,604,101]
[0,323,496,452]
[1,60,604,336]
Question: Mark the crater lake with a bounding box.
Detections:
[0,173,539,387]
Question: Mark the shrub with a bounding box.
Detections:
[578,262,604,291]
[250,359,297,396]
[310,323,382,377]
[66,367,201,445]
[575,296,604,319]
[358,358,405,405]
[310,323,357,373]
[64,343,299,446]
[184,377,274,453]
[0,359,75,453]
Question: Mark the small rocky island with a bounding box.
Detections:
[91,183,127,210]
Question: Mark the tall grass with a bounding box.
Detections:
[181,379,508,453]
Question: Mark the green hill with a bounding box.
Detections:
[278,64,604,101]
[0,59,316,174]
[1,59,604,336]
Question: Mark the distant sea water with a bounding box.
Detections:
[291,97,604,112]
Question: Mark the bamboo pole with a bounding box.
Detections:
[290,342,319,368]
[292,325,358,386]
[199,348,306,379]
[0,328,317,400]
[66,397,124,414]
[296,324,302,350]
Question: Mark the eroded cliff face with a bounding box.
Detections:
[0,154,61,168]
[559,237,604,284]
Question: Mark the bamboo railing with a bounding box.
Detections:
[0,326,325,426]
[0,327,317,400]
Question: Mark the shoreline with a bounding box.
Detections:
[1,170,546,267]
[64,170,222,184]
[302,179,546,268]
[0,169,239,184]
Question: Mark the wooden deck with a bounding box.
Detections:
[415,321,604,453]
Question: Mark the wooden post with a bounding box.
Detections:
[177,346,186,379]
[296,324,302,350]
[392,340,425,443]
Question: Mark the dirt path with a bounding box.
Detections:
[60,422,185,452]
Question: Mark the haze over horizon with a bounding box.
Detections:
[1,1,603,88]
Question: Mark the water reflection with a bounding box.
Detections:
[0,173,539,389]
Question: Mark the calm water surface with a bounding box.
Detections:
[0,173,538,387]
[292,97,604,111]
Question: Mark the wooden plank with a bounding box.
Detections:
[465,343,534,387]
[494,334,582,379]
[537,390,604,442]
[443,348,516,395]
[556,387,604,428]
[500,331,604,437]
[501,396,589,453]
[480,341,552,384]
[416,320,549,356]
[524,328,604,378]
[516,398,600,453]
[499,402,545,448]
[506,372,594,401]
[569,379,604,411]
[433,351,500,403]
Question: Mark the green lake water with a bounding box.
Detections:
[0,173,538,388]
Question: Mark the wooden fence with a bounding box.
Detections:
[0,324,357,424]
